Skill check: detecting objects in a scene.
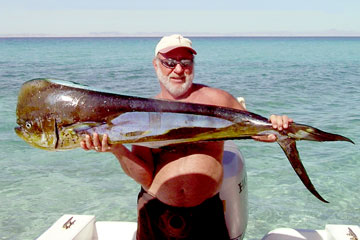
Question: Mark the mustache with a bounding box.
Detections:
[168,73,185,78]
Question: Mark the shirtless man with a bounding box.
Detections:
[81,34,292,239]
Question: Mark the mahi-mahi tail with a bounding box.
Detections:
[277,138,329,203]
[278,123,354,203]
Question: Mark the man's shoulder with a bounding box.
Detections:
[193,84,231,97]
[191,84,244,109]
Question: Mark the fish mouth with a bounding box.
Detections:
[14,126,30,141]
[14,126,23,137]
[14,125,39,148]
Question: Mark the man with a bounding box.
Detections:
[81,34,292,239]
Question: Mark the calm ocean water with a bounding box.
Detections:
[0,37,359,240]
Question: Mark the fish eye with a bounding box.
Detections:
[25,122,32,129]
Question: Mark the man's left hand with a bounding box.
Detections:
[252,115,293,142]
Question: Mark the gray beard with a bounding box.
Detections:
[156,63,194,98]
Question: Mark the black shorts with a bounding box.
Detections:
[136,188,230,240]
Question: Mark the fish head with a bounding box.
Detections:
[14,79,59,150]
[15,117,58,150]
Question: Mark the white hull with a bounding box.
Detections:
[262,224,360,240]
[37,214,359,240]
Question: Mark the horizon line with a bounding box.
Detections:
[1,34,360,38]
[1,30,360,38]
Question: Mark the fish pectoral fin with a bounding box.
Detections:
[123,130,150,137]
[72,122,104,133]
[277,138,329,203]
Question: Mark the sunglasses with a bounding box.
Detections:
[159,58,194,69]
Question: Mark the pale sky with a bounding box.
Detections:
[1,0,360,36]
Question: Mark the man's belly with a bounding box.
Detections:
[146,144,224,207]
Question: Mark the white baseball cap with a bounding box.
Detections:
[154,34,197,56]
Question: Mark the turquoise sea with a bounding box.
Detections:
[0,37,359,239]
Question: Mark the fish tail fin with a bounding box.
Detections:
[287,124,354,144]
[277,138,329,203]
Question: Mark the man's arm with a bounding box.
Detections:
[81,133,154,188]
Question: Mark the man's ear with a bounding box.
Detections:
[153,58,158,71]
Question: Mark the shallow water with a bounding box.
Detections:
[0,37,359,239]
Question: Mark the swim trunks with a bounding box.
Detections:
[136,188,230,240]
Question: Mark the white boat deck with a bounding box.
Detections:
[96,221,137,240]
[262,225,360,240]
[37,214,359,240]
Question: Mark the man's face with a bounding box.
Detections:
[155,48,194,98]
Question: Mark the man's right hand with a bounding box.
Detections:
[80,132,155,187]
[80,133,112,152]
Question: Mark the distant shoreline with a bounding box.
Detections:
[1,35,360,38]
[1,30,360,38]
